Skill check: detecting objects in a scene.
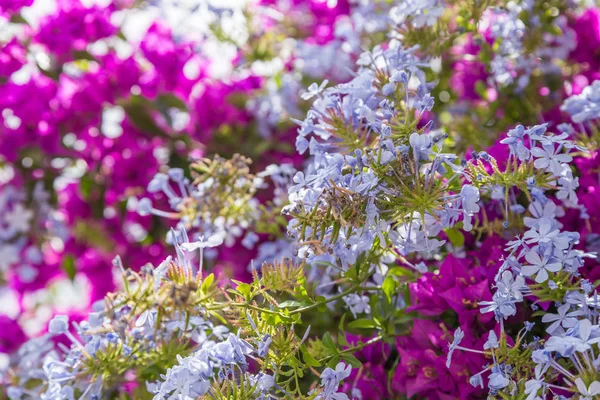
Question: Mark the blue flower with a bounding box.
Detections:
[531,143,572,176]
[469,374,484,389]
[484,330,499,350]
[302,80,329,101]
[317,362,351,400]
[460,185,480,215]
[521,248,562,283]
[446,327,464,368]
[575,378,600,400]
[561,80,600,123]
[488,372,510,392]
[257,334,272,358]
[48,315,69,335]
[541,303,581,334]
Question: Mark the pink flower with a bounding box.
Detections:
[0,0,33,15]
[394,320,487,399]
[450,35,488,101]
[409,254,495,325]
[0,39,27,79]
[139,22,198,96]
[340,334,390,398]
[35,0,116,60]
[0,316,27,353]
[569,8,600,70]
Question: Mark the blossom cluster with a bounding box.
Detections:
[3,1,600,400]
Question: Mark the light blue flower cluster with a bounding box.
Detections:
[131,162,294,250]
[286,42,486,316]
[247,1,395,138]
[389,0,445,29]
[150,332,274,399]
[314,362,352,400]
[5,225,355,399]
[561,80,600,124]
[485,2,575,89]
[445,116,600,397]
[0,183,63,287]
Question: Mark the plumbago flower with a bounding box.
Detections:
[3,235,356,399]
[275,30,593,398]
[285,42,479,295]
[284,33,578,310]
[130,154,296,277]
[444,95,600,397]
[0,181,60,287]
[385,0,583,153]
[477,2,576,89]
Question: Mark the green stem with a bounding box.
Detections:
[318,335,384,363]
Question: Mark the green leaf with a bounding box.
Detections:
[278,368,295,376]
[327,356,341,368]
[347,319,377,329]
[338,332,349,347]
[445,228,465,248]
[201,273,214,294]
[322,332,337,351]
[208,310,228,325]
[344,264,358,281]
[265,312,294,325]
[61,255,77,281]
[123,95,169,138]
[157,94,187,111]
[300,344,321,367]
[338,313,346,331]
[474,80,487,99]
[341,354,362,368]
[10,13,28,24]
[72,50,97,62]
[388,266,414,278]
[278,300,309,308]
[315,296,328,312]
[116,30,127,41]
[382,275,396,303]
[235,283,252,300]
[37,62,61,80]
[531,310,546,318]
[79,174,95,200]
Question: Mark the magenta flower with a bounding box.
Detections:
[0,0,33,15]
[0,316,27,353]
[569,8,600,71]
[35,0,116,60]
